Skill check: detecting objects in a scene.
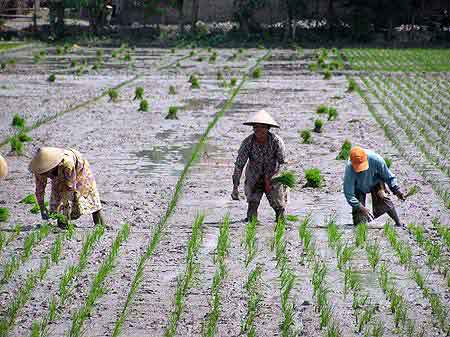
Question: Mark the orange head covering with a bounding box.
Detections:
[350,146,369,173]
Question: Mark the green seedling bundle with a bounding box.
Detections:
[138,99,149,112]
[336,140,352,160]
[108,88,119,102]
[272,170,297,189]
[300,129,311,144]
[314,119,323,133]
[169,85,176,95]
[304,168,322,188]
[134,87,144,100]
[166,106,179,120]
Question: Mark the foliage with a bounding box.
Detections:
[300,129,311,144]
[108,89,119,102]
[305,168,322,188]
[314,119,323,133]
[336,140,352,160]
[0,208,9,222]
[138,100,149,112]
[134,87,144,100]
[272,170,297,188]
[12,114,25,129]
[252,67,262,79]
[166,106,179,120]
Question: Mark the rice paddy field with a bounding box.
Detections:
[0,44,449,337]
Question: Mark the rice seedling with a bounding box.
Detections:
[68,224,130,337]
[169,85,176,95]
[209,52,218,63]
[300,129,312,144]
[33,53,41,64]
[355,222,368,247]
[327,107,338,121]
[252,67,262,79]
[189,50,195,57]
[323,70,332,80]
[309,63,318,71]
[337,245,355,270]
[111,51,118,58]
[123,52,132,62]
[326,216,341,250]
[240,264,263,336]
[17,131,32,142]
[242,217,258,267]
[96,49,104,57]
[166,106,179,120]
[12,113,25,129]
[190,76,200,89]
[56,46,64,55]
[9,135,24,155]
[47,74,56,82]
[365,242,381,271]
[336,140,352,160]
[137,99,149,112]
[108,88,119,102]
[405,185,420,198]
[0,207,9,222]
[30,224,105,337]
[344,266,360,295]
[432,218,450,249]
[357,305,376,333]
[216,71,224,81]
[366,320,384,337]
[230,77,237,87]
[347,79,357,92]
[272,170,297,189]
[304,168,322,188]
[134,87,144,100]
[314,119,324,133]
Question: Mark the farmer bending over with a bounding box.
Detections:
[0,154,8,180]
[231,110,287,222]
[343,146,405,227]
[30,147,105,229]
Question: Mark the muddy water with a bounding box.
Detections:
[1,47,449,337]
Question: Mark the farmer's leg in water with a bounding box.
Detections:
[244,180,264,222]
[93,210,105,226]
[266,182,287,222]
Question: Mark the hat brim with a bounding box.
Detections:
[352,160,369,173]
[243,122,279,128]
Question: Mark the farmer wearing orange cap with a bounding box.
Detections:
[29,147,105,229]
[231,110,287,222]
[343,146,405,226]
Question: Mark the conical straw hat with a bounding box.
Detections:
[0,154,7,179]
[29,147,65,175]
[243,109,279,128]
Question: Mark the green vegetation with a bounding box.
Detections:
[336,140,352,160]
[134,87,144,100]
[323,70,332,80]
[405,185,420,198]
[138,100,149,112]
[242,217,258,267]
[300,129,312,144]
[169,85,176,95]
[47,74,56,82]
[252,67,262,79]
[108,89,119,102]
[327,108,338,121]
[355,222,368,247]
[314,119,324,133]
[166,106,178,120]
[384,157,392,168]
[272,170,297,189]
[0,208,9,222]
[189,74,200,89]
[12,114,25,129]
[304,168,322,188]
[347,79,357,92]
[230,77,238,87]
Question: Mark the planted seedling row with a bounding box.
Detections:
[0,224,75,337]
[325,218,384,335]
[298,215,342,337]
[110,51,271,337]
[0,224,21,257]
[67,223,130,337]
[383,222,449,334]
[0,223,50,287]
[30,224,105,337]
[270,218,301,337]
[163,215,204,337]
[431,218,450,251]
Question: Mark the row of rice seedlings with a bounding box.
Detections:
[432,218,450,251]
[407,223,449,287]
[30,224,105,337]
[240,264,263,336]
[201,215,230,337]
[110,52,271,337]
[383,222,449,334]
[326,218,380,334]
[67,224,130,337]
[298,215,342,336]
[163,215,204,337]
[353,77,450,210]
[0,225,75,337]
[0,224,21,256]
[271,219,301,337]
[241,217,258,267]
[0,223,50,286]
[10,114,33,155]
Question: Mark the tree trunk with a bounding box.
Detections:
[178,5,184,33]
[387,16,393,41]
[327,0,335,40]
[284,3,293,42]
[191,0,200,32]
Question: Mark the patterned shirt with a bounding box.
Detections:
[233,132,286,187]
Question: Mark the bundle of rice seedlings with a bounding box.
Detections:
[20,194,37,204]
[327,108,338,121]
[166,106,178,120]
[405,185,420,198]
[138,99,149,112]
[323,70,332,80]
[123,53,132,62]
[314,119,324,133]
[190,76,200,89]
[108,89,119,102]
[171,48,175,54]
[47,74,56,82]
[92,63,101,71]
[10,136,24,155]
[305,168,322,188]
[336,140,352,160]
[134,87,144,100]
[230,77,237,87]
[112,51,118,58]
[7,59,14,65]
[300,129,312,144]
[12,114,25,129]
[17,132,32,142]
[316,105,328,114]
[63,43,72,53]
[252,67,262,79]
[272,170,297,188]
[56,46,64,55]
[0,207,9,222]
[209,52,218,63]
[169,85,176,95]
[238,48,244,54]
[309,63,318,71]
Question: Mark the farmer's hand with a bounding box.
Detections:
[394,190,406,201]
[231,186,240,200]
[40,207,49,220]
[264,176,273,194]
[358,205,374,221]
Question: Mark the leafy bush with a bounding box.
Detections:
[252,67,262,79]
[314,119,324,133]
[108,89,119,102]
[0,207,9,222]
[12,114,25,129]
[272,170,297,188]
[138,99,149,112]
[134,87,144,100]
[336,140,352,160]
[47,74,56,82]
[300,129,312,144]
[305,168,322,188]
[166,106,178,120]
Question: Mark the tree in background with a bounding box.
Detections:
[281,0,307,41]
[169,0,185,33]
[233,0,269,37]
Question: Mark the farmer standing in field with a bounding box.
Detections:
[29,147,105,229]
[343,146,406,226]
[231,110,287,222]
[0,154,7,179]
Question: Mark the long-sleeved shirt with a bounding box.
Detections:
[233,132,286,187]
[343,150,399,208]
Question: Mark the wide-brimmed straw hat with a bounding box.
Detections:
[243,109,280,128]
[0,154,7,179]
[29,147,66,175]
[350,146,369,173]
